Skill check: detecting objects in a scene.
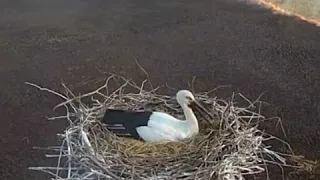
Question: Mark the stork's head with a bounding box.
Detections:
[176,89,212,117]
[176,90,215,126]
[176,90,195,107]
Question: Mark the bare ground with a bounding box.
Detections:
[0,0,319,179]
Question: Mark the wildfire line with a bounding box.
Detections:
[252,0,320,26]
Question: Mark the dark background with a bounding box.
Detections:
[0,0,319,179]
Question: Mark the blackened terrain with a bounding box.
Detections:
[0,0,319,179]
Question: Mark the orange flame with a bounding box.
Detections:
[252,0,320,26]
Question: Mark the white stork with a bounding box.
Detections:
[101,90,211,142]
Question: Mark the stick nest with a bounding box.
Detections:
[28,75,292,180]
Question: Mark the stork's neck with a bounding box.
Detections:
[182,105,199,134]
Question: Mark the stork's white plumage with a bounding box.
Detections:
[101,90,209,142]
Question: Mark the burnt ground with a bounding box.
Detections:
[0,0,319,179]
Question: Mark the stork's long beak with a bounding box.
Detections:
[189,100,215,126]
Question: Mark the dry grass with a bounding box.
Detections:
[27,73,300,180]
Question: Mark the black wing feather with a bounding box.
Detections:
[101,109,152,139]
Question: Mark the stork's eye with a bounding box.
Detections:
[186,96,192,100]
